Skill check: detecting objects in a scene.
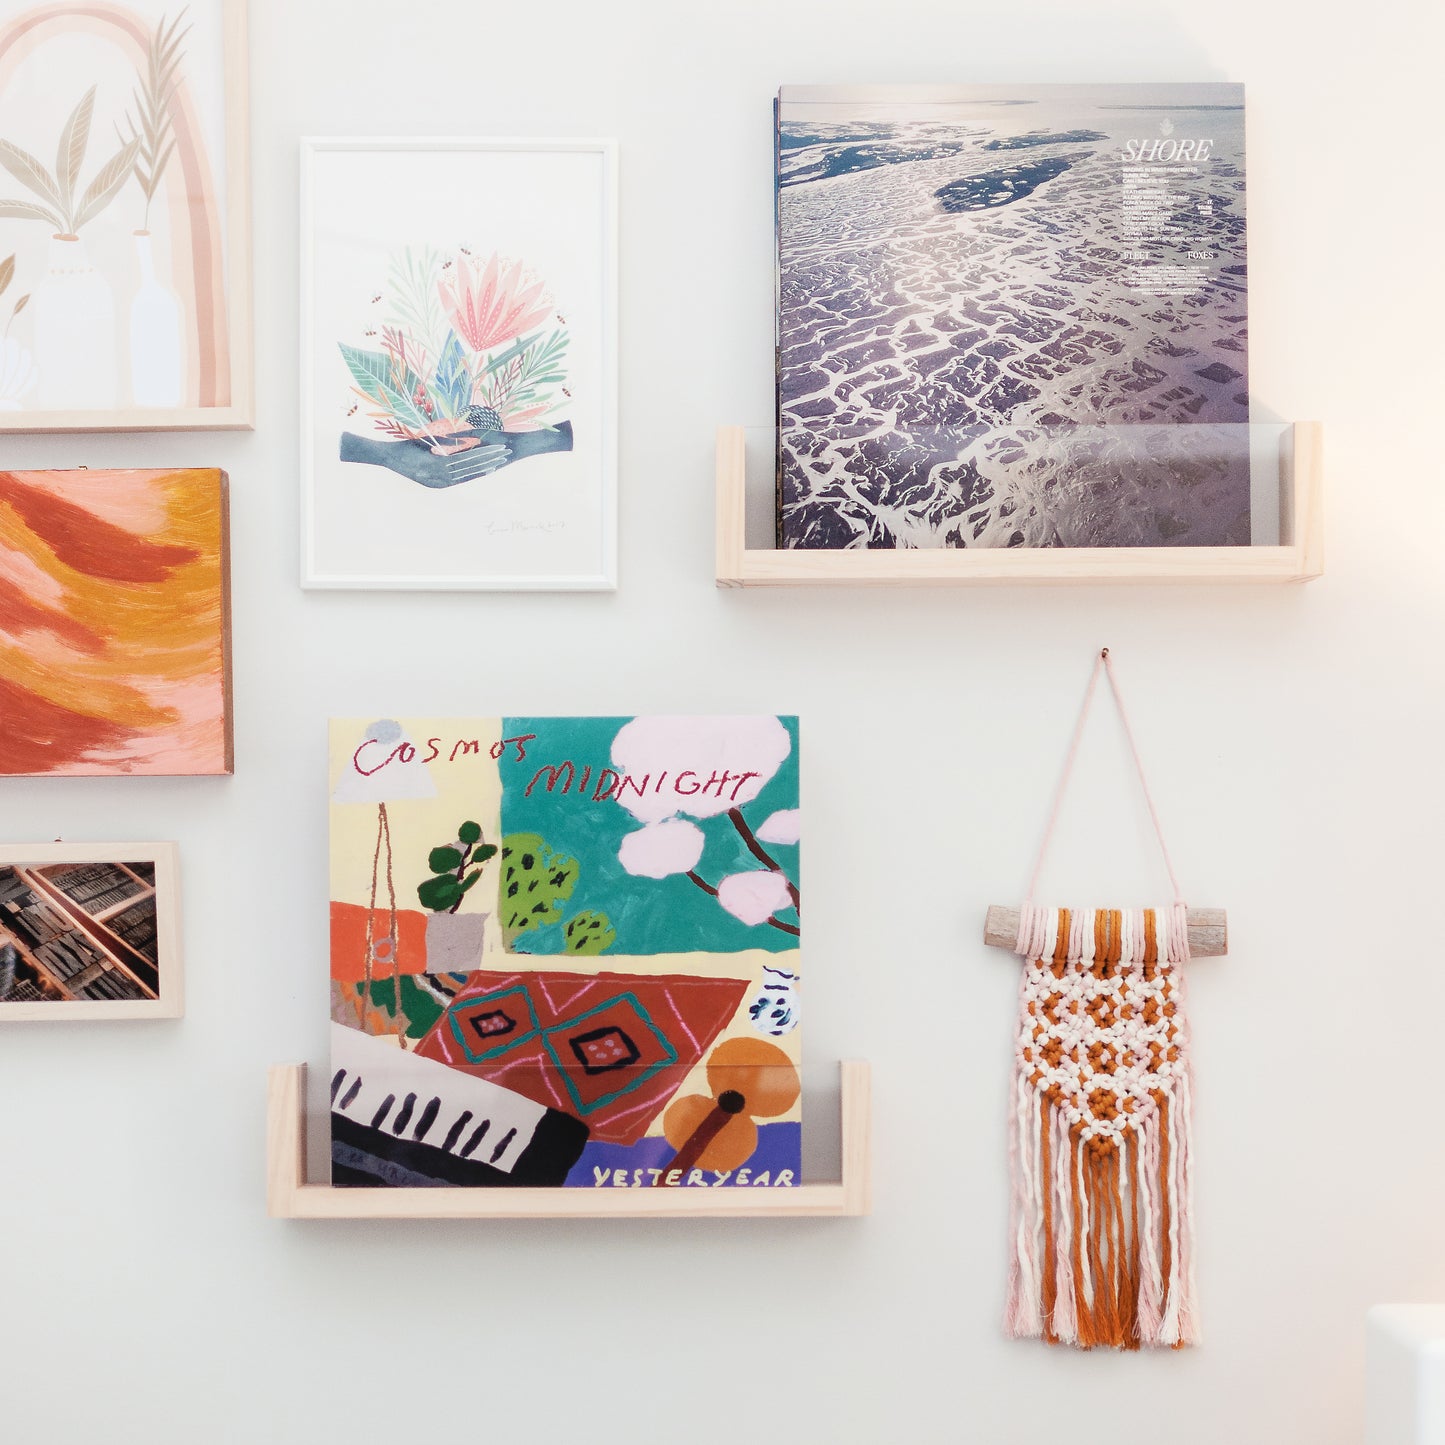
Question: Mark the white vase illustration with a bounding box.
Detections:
[129,231,182,407]
[31,234,117,410]
[0,336,36,409]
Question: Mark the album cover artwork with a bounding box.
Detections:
[775,83,1249,549]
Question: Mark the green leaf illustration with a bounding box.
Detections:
[366,973,446,1040]
[338,343,391,404]
[417,874,463,912]
[480,330,541,378]
[337,342,431,430]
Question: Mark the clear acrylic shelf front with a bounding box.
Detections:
[716,421,1322,586]
[266,1060,872,1220]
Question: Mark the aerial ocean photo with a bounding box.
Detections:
[775,84,1250,549]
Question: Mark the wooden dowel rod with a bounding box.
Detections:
[983,905,1227,958]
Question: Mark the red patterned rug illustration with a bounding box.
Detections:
[415,968,747,1144]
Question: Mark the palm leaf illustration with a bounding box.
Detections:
[75,138,140,229]
[119,8,190,226]
[482,328,569,419]
[0,198,61,228]
[479,330,539,379]
[338,343,393,405]
[338,342,431,432]
[56,86,95,213]
[385,246,444,357]
[1,85,139,233]
[0,139,63,214]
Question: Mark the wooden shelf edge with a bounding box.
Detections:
[267,1058,872,1220]
[715,422,1324,587]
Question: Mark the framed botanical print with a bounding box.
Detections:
[0,0,252,430]
[299,137,618,592]
[0,842,182,1018]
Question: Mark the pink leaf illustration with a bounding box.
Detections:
[439,252,552,355]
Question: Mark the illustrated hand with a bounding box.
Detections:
[444,442,511,483]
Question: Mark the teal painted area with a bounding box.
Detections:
[500,716,800,956]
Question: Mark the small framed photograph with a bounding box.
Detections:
[300,137,618,591]
[0,842,182,1019]
[0,0,253,430]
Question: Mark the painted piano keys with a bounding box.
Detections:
[328,1025,588,1187]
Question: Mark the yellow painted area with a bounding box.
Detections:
[328,716,505,932]
[640,948,803,1133]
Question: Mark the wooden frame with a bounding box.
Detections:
[267,1059,871,1219]
[299,136,619,592]
[0,0,253,431]
[0,842,182,1019]
[717,422,1323,587]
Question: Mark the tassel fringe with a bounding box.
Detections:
[1006,906,1197,1350]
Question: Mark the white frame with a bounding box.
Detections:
[0,0,253,432]
[0,842,182,1020]
[298,136,619,592]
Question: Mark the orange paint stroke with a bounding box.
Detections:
[0,674,133,773]
[0,573,103,652]
[330,903,431,985]
[0,472,197,582]
[0,468,226,775]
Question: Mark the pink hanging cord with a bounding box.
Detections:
[1023,648,1186,907]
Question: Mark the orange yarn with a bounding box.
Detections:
[1124,1132,1142,1348]
[1069,1130,1090,1346]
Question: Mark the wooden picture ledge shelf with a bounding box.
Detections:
[267,1060,872,1220]
[716,422,1323,587]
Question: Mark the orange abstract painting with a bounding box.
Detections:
[0,467,232,775]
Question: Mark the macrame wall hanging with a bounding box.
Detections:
[984,649,1227,1351]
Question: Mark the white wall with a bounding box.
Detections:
[2,1,1442,1441]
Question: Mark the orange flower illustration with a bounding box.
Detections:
[657,1037,800,1180]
